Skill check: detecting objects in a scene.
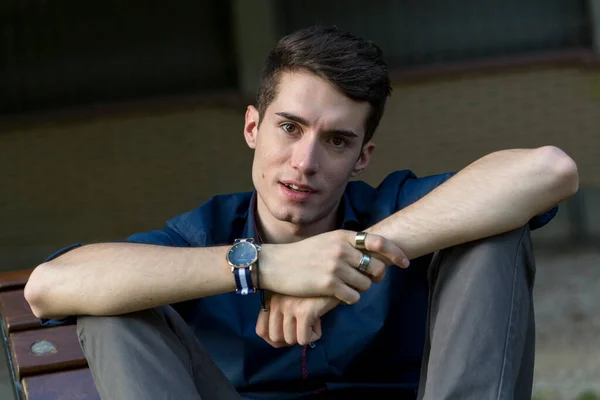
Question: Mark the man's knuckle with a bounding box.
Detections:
[323,276,337,290]
[374,268,386,280]
[268,297,278,308]
[371,236,385,250]
[279,300,292,312]
[362,279,372,291]
[296,307,309,320]
[327,260,341,275]
[372,264,384,276]
[336,230,348,240]
[355,278,370,292]
[331,243,345,259]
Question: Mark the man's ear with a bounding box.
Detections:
[351,142,375,177]
[244,105,260,149]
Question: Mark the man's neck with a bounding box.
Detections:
[254,200,340,244]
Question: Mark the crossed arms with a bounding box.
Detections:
[258,146,579,346]
[24,146,578,343]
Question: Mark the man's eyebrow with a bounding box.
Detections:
[325,129,359,139]
[275,112,310,126]
[275,112,359,138]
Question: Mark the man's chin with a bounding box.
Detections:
[275,213,306,225]
[273,209,314,226]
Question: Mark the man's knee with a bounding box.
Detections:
[431,225,536,290]
[463,225,532,257]
[471,225,534,285]
[451,224,532,263]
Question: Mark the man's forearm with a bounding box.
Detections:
[368,146,578,260]
[25,243,235,318]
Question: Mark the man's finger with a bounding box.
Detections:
[297,316,313,346]
[310,319,322,343]
[283,315,297,345]
[333,282,360,305]
[364,256,386,280]
[371,269,387,283]
[342,247,386,281]
[263,337,292,348]
[255,309,269,338]
[338,259,372,291]
[257,311,288,348]
[361,232,410,268]
[269,310,284,343]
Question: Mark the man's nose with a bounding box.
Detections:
[290,136,320,175]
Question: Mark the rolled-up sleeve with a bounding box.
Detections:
[395,171,559,231]
[529,206,559,230]
[43,243,84,263]
[126,226,189,247]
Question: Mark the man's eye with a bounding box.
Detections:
[281,123,296,133]
[331,137,347,147]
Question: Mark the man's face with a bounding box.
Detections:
[244,70,375,229]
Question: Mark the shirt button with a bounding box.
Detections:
[308,342,317,349]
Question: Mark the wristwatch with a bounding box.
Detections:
[226,238,261,295]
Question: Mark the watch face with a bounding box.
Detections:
[227,241,258,268]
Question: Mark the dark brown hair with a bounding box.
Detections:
[256,26,392,143]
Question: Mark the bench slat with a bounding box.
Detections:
[0,269,33,292]
[0,290,41,334]
[22,368,99,400]
[9,325,87,379]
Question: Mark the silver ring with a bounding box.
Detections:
[358,253,371,273]
[355,232,368,250]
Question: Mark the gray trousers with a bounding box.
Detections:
[77,226,536,400]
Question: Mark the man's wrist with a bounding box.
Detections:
[255,243,276,292]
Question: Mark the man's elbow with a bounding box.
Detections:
[24,263,60,319]
[537,145,579,200]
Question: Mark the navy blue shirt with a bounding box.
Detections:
[45,170,557,399]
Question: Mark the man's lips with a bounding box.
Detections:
[280,181,317,193]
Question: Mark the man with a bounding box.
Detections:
[25,26,578,399]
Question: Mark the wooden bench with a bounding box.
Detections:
[0,269,99,399]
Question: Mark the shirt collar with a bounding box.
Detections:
[338,188,362,231]
[240,191,263,244]
[241,189,362,244]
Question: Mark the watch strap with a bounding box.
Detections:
[234,267,256,295]
[232,238,258,295]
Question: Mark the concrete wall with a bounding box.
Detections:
[2,66,599,269]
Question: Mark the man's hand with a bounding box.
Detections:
[259,230,408,305]
[256,294,340,347]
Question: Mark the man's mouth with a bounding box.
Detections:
[281,183,314,193]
